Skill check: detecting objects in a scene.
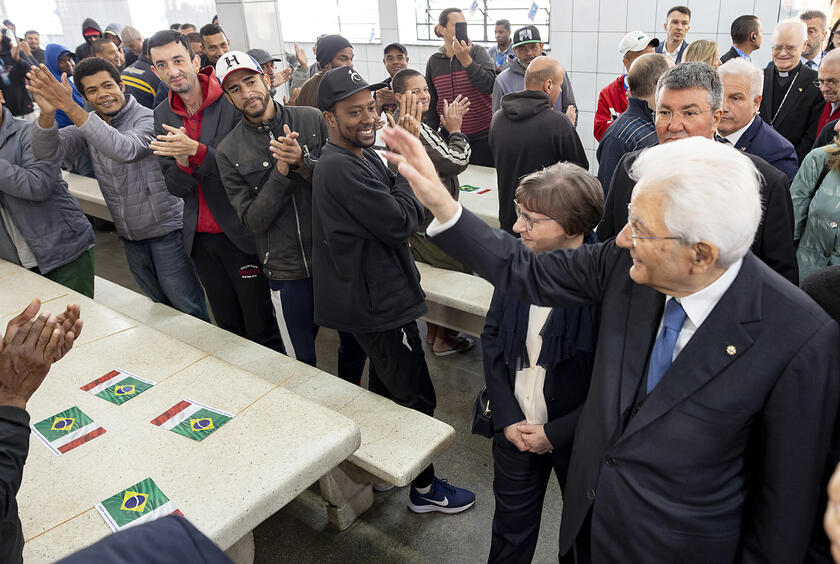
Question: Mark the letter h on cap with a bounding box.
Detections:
[223,54,240,69]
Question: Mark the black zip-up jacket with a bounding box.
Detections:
[0,406,29,564]
[312,143,427,333]
[216,102,327,280]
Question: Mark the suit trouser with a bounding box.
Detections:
[190,232,284,353]
[353,320,436,488]
[269,277,367,384]
[489,432,572,564]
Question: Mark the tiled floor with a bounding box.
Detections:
[91,225,564,564]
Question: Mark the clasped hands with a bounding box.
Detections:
[504,419,554,455]
[150,124,200,167]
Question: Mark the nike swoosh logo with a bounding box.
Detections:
[418,495,449,507]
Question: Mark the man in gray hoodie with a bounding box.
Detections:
[492,26,577,125]
[28,58,209,319]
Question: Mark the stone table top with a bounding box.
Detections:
[459,165,499,228]
[0,263,360,562]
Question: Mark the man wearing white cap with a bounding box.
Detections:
[594,31,659,141]
[214,51,367,384]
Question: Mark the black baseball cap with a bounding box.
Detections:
[246,48,282,65]
[512,25,542,48]
[317,67,386,111]
[383,42,407,56]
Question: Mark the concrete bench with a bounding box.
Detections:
[63,170,112,222]
[459,165,499,228]
[416,262,494,337]
[92,276,457,529]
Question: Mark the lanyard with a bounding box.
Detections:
[770,70,800,126]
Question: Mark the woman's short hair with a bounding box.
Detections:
[514,162,604,237]
[630,137,762,266]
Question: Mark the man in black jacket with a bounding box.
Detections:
[215,52,365,383]
[148,30,283,352]
[759,19,823,162]
[598,62,799,284]
[1,298,82,564]
[490,56,588,234]
[312,67,475,513]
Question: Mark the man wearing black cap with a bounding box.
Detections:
[247,48,291,98]
[296,35,353,108]
[214,51,366,383]
[492,25,577,123]
[374,42,408,114]
[312,66,476,513]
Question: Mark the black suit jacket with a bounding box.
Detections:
[814,117,839,149]
[432,209,840,563]
[597,148,799,284]
[719,46,740,64]
[759,63,823,163]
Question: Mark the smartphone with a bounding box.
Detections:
[455,22,469,43]
[3,28,16,48]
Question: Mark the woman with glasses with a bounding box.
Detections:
[481,162,603,563]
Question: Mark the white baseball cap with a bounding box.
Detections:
[618,31,659,57]
[215,50,264,86]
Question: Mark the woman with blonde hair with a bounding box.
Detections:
[683,39,721,68]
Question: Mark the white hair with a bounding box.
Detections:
[772,18,807,45]
[629,137,763,266]
[718,59,763,99]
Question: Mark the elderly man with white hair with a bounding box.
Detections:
[598,62,799,284]
[759,18,824,162]
[717,58,798,182]
[381,124,840,564]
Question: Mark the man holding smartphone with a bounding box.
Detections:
[425,8,496,166]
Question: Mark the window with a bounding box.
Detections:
[279,1,380,44]
[411,0,549,44]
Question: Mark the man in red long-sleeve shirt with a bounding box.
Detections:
[148,30,284,352]
[594,31,658,142]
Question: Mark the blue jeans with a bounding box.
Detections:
[269,277,367,383]
[122,230,210,322]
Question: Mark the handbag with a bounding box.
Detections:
[471,384,494,438]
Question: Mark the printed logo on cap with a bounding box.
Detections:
[520,28,533,41]
[348,68,363,84]
[223,53,241,69]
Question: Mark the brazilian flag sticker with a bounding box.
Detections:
[96,477,182,532]
[150,399,233,442]
[80,369,155,405]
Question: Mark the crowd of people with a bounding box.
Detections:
[2,4,840,564]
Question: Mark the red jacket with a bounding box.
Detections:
[169,67,223,234]
[594,75,629,142]
[818,102,840,135]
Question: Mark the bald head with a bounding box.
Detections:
[523,56,565,107]
[823,49,840,67]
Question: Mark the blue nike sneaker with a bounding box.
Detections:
[408,477,475,514]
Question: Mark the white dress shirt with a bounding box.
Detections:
[723,115,756,147]
[660,258,743,360]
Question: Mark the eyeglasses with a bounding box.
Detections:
[771,44,799,53]
[814,78,840,88]
[514,201,562,231]
[654,108,712,124]
[626,204,683,246]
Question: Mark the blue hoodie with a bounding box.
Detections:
[44,44,84,128]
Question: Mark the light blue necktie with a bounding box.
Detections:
[646,298,687,394]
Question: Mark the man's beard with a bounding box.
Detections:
[242,92,271,119]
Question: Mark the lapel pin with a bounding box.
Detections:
[726,345,737,356]
[798,87,803,92]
